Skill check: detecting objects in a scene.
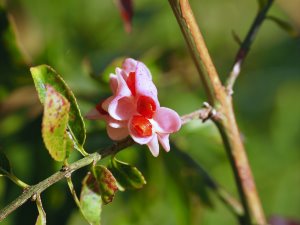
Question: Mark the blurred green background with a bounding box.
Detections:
[0,0,299,224]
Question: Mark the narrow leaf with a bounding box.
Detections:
[267,16,299,38]
[93,165,118,204]
[0,152,11,176]
[30,65,86,148]
[80,172,102,225]
[42,85,70,161]
[109,158,146,190]
[35,195,46,225]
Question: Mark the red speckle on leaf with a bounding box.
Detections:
[104,171,118,192]
[48,99,53,108]
[49,125,54,133]
[130,115,152,137]
[126,71,136,96]
[137,95,156,118]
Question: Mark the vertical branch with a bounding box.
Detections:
[168,0,267,224]
[168,0,224,106]
[226,0,274,94]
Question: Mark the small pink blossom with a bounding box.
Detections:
[86,58,181,157]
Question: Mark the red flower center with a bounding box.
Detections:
[126,71,136,96]
[130,115,152,137]
[95,101,108,115]
[137,95,156,118]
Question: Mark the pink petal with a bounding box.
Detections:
[135,61,152,80]
[109,74,118,94]
[102,96,114,112]
[115,69,132,97]
[107,118,127,128]
[107,126,129,141]
[108,72,135,120]
[85,107,108,120]
[108,96,135,120]
[135,78,159,106]
[153,107,181,133]
[147,133,159,157]
[157,133,170,152]
[122,58,137,74]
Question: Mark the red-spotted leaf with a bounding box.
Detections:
[108,158,146,190]
[93,165,118,204]
[0,152,11,176]
[117,0,133,33]
[30,65,86,150]
[80,172,102,225]
[42,85,70,161]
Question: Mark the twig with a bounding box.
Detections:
[66,176,81,208]
[226,0,274,94]
[0,109,209,222]
[180,102,219,124]
[168,0,266,224]
[173,147,244,219]
[35,194,46,224]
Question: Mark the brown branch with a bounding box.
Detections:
[168,0,266,224]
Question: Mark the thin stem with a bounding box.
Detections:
[7,173,30,189]
[0,152,101,222]
[226,0,274,94]
[0,110,209,222]
[168,0,266,224]
[66,176,81,208]
[35,194,46,224]
[173,147,244,218]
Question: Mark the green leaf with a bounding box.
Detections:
[108,158,146,190]
[80,172,102,225]
[267,16,299,38]
[0,152,11,176]
[42,85,70,161]
[35,195,46,225]
[93,165,118,204]
[30,65,86,149]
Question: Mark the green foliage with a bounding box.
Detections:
[42,85,70,161]
[80,172,102,225]
[1,0,300,225]
[93,165,118,204]
[108,158,146,191]
[30,65,86,149]
[0,152,11,176]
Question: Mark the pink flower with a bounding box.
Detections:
[86,58,181,157]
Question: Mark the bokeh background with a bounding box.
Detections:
[0,0,299,224]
